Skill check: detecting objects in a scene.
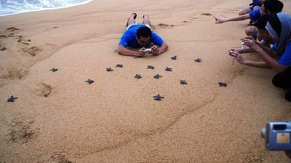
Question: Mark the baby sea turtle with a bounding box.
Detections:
[7,96,18,102]
[171,55,177,60]
[165,67,172,71]
[194,58,202,62]
[134,74,142,79]
[85,79,94,84]
[115,64,123,68]
[147,65,155,69]
[219,82,227,87]
[153,94,164,101]
[154,74,162,79]
[106,67,113,72]
[50,68,58,72]
[180,80,187,85]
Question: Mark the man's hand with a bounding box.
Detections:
[213,16,226,24]
[229,49,246,64]
[151,45,160,55]
[137,48,147,57]
[241,36,260,51]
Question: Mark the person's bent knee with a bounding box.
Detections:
[272,74,281,88]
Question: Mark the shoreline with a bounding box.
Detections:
[0,0,94,17]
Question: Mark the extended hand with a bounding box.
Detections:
[213,16,225,24]
[151,45,160,55]
[137,48,146,57]
[241,36,259,51]
[229,49,246,64]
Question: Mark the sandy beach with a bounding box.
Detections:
[1,0,291,162]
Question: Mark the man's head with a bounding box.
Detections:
[261,0,283,15]
[136,26,152,46]
[255,14,273,40]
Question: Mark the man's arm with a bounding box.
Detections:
[243,37,288,73]
[214,14,250,24]
[151,42,168,55]
[117,45,145,57]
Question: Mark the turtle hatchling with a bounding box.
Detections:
[219,82,227,87]
[180,80,187,84]
[115,64,123,68]
[154,74,162,79]
[134,74,142,79]
[7,96,18,102]
[85,79,94,84]
[147,65,155,69]
[50,68,58,72]
[106,67,113,72]
[171,55,177,60]
[194,58,202,62]
[153,94,164,101]
[165,67,172,71]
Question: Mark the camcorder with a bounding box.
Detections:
[261,121,291,150]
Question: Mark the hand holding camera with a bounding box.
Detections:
[143,48,152,53]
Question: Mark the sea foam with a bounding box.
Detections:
[0,0,93,16]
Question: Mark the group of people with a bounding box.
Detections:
[117,0,290,159]
[214,0,291,159]
[214,0,291,103]
[117,1,291,103]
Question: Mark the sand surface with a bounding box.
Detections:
[0,0,291,162]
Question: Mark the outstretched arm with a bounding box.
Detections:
[214,14,250,24]
[242,37,288,73]
[117,45,145,57]
[229,49,272,68]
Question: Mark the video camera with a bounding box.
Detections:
[261,121,291,150]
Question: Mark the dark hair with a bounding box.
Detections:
[254,14,272,29]
[136,26,152,39]
[263,0,283,14]
[268,14,282,37]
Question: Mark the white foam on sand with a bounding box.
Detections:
[0,0,93,16]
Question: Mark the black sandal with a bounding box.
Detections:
[126,13,137,26]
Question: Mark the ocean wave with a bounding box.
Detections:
[0,0,93,16]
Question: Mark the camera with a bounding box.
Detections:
[261,121,291,150]
[144,48,152,53]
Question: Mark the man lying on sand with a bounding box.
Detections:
[117,13,168,57]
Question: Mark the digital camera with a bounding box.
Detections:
[144,48,152,53]
[261,121,291,150]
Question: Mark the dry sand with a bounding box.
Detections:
[0,0,291,162]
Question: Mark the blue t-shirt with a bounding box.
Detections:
[249,8,261,21]
[118,24,164,48]
[250,0,261,10]
[272,41,291,66]
[253,0,262,6]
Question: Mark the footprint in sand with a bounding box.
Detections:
[18,36,31,45]
[4,27,19,38]
[22,46,42,56]
[6,27,20,32]
[157,23,174,28]
[0,67,29,80]
[34,83,52,97]
[50,153,72,163]
[201,12,212,16]
[8,119,36,144]
[0,43,6,51]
